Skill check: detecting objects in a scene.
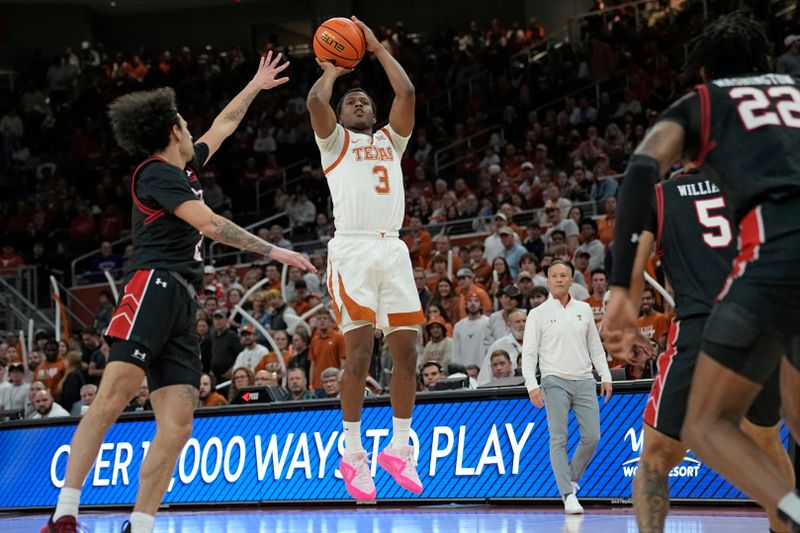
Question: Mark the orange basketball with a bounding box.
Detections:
[313,17,366,69]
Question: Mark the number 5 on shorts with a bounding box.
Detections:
[374,165,390,194]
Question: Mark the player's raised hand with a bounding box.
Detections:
[316,58,353,77]
[268,247,318,273]
[251,50,290,90]
[351,16,381,53]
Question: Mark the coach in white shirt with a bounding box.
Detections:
[522,260,612,514]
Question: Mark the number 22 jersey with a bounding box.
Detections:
[315,123,410,233]
[658,73,800,221]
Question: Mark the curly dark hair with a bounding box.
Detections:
[685,11,770,78]
[108,87,180,155]
[335,87,377,121]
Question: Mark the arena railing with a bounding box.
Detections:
[433,124,506,176]
[255,158,311,213]
[0,275,55,334]
[70,236,132,288]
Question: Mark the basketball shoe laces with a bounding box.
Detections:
[348,451,373,488]
[394,445,419,477]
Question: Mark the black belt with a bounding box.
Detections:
[168,271,199,302]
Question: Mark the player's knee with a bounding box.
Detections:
[581,430,600,448]
[640,439,684,474]
[549,433,567,448]
[159,418,194,447]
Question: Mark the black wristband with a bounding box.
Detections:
[609,154,660,288]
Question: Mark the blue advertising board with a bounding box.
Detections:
[0,390,784,509]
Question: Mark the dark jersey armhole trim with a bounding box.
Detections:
[691,85,717,166]
[655,182,665,258]
[131,157,167,222]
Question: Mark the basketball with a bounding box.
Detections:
[313,17,366,69]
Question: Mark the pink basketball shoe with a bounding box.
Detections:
[377,444,423,494]
[339,450,376,502]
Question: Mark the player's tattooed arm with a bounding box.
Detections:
[207,214,274,257]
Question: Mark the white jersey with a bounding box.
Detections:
[315,123,410,233]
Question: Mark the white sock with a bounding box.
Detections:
[778,491,800,521]
[343,420,364,453]
[53,487,81,521]
[391,417,412,448]
[129,511,155,533]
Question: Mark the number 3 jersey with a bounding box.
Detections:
[128,142,208,289]
[644,171,738,319]
[658,74,800,222]
[315,123,410,232]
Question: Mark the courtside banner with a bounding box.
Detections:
[0,390,785,508]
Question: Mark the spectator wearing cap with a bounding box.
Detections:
[543,202,580,254]
[777,34,800,76]
[402,216,433,269]
[232,324,269,372]
[467,243,492,287]
[289,279,313,316]
[0,362,30,412]
[309,309,345,391]
[498,226,528,278]
[455,268,492,317]
[413,267,432,311]
[521,260,611,513]
[540,183,572,224]
[487,284,524,346]
[210,309,243,380]
[480,309,527,385]
[523,221,545,261]
[575,218,605,271]
[429,234,462,275]
[453,292,491,368]
[420,361,445,391]
[422,316,454,368]
[29,389,70,419]
[317,367,341,398]
[484,212,522,263]
[516,271,536,311]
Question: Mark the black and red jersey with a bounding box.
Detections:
[645,171,737,319]
[658,73,800,221]
[127,143,209,288]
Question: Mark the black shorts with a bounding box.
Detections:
[645,316,780,441]
[702,196,800,381]
[105,269,201,391]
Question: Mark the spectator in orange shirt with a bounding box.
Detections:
[584,268,608,326]
[289,279,312,316]
[264,262,282,294]
[597,195,617,246]
[428,234,462,275]
[198,373,227,407]
[456,268,492,317]
[638,286,670,351]
[430,277,463,324]
[0,242,25,275]
[255,329,293,372]
[425,253,450,293]
[467,243,492,287]
[33,339,66,398]
[308,310,346,391]
[403,216,433,268]
[424,303,454,339]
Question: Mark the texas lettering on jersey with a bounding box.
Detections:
[352,145,395,162]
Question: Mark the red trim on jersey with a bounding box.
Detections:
[131,156,167,225]
[105,269,154,340]
[717,205,764,301]
[644,320,680,429]
[323,129,351,175]
[654,182,665,257]
[691,85,717,167]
